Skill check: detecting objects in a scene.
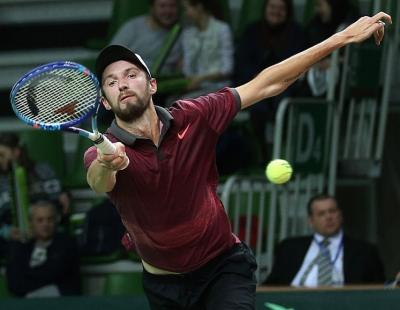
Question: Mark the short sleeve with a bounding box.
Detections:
[175,88,241,134]
[83,146,97,170]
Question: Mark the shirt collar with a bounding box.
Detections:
[108,106,174,146]
[314,230,343,247]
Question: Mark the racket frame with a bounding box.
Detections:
[10,61,116,154]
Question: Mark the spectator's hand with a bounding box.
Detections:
[339,12,391,45]
[9,227,30,242]
[97,142,129,171]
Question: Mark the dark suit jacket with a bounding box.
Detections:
[264,235,385,285]
[5,232,81,296]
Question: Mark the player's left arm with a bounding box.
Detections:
[236,12,391,109]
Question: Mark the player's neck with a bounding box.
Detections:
[116,103,160,145]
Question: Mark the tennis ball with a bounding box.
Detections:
[265,159,293,184]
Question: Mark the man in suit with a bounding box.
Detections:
[264,193,385,287]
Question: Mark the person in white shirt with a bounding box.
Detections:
[264,194,385,287]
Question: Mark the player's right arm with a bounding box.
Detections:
[86,142,129,193]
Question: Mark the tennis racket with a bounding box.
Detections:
[10,61,116,154]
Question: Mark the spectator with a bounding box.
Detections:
[5,200,81,297]
[306,0,359,47]
[264,194,385,287]
[303,0,359,97]
[79,198,125,257]
[178,0,234,99]
[234,0,307,162]
[0,133,70,256]
[110,0,182,75]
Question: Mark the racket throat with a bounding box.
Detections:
[90,132,104,145]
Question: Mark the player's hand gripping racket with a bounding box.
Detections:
[10,61,116,154]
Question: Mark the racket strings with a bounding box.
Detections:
[13,68,98,125]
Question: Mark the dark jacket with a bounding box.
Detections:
[5,232,81,296]
[264,235,385,285]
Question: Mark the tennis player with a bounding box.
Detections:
[84,12,391,310]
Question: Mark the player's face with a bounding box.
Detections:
[0,145,15,173]
[265,0,288,27]
[152,0,178,28]
[30,206,57,241]
[309,198,343,237]
[102,61,157,122]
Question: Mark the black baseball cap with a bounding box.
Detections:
[95,45,152,82]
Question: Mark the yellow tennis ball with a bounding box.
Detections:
[265,159,293,184]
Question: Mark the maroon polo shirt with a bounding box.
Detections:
[84,87,241,272]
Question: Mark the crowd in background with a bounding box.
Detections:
[1,0,394,299]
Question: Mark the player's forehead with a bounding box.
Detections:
[102,60,143,79]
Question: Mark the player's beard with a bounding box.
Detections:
[113,93,151,122]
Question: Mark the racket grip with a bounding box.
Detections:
[94,134,116,154]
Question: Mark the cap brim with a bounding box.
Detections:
[95,45,151,82]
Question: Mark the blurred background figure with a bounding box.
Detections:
[79,198,125,257]
[303,0,359,97]
[110,0,182,75]
[233,0,307,163]
[306,0,359,47]
[0,133,70,257]
[178,0,234,99]
[5,200,81,297]
[264,194,385,287]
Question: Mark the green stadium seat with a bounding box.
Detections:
[80,251,124,265]
[19,130,65,179]
[104,272,144,295]
[64,136,93,188]
[0,273,11,298]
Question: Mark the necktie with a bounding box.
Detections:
[317,238,333,285]
[299,238,333,286]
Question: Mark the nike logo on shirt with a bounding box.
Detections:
[178,124,190,139]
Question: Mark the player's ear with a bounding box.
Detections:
[149,78,157,95]
[101,96,112,111]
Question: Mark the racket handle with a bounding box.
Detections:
[93,134,116,154]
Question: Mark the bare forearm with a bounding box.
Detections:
[87,160,117,193]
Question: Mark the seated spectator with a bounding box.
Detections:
[177,0,233,99]
[79,198,125,257]
[306,0,359,47]
[264,194,385,287]
[5,200,81,297]
[0,133,71,257]
[233,0,307,162]
[303,0,359,97]
[110,0,182,75]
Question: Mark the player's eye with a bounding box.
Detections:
[107,80,117,87]
[127,72,137,79]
